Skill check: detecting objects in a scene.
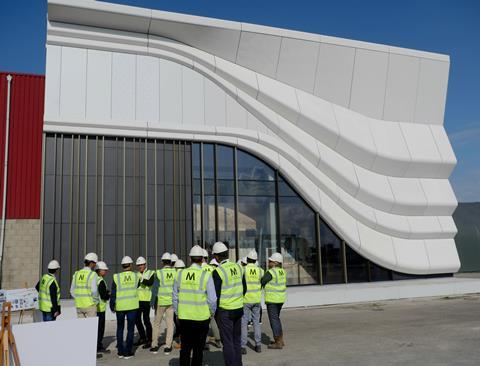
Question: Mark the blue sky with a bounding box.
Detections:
[1,0,479,201]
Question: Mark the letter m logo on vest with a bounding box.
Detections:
[230,267,238,276]
[166,273,173,280]
[249,268,257,276]
[186,272,196,281]
[279,269,285,276]
[124,274,132,283]
[79,274,85,281]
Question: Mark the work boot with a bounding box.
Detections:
[268,336,283,349]
[279,334,285,347]
[255,345,262,353]
[241,347,247,355]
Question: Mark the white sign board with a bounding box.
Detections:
[13,317,98,366]
[0,288,38,311]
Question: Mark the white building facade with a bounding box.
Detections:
[43,0,459,296]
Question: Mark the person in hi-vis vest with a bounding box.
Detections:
[212,242,247,366]
[110,256,139,360]
[70,253,99,318]
[36,260,61,322]
[135,256,155,348]
[201,248,221,350]
[261,252,287,350]
[241,250,264,354]
[150,252,176,355]
[172,245,217,366]
[95,261,110,354]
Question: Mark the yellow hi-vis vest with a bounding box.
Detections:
[113,271,139,311]
[202,263,214,274]
[244,264,264,304]
[264,267,287,304]
[156,267,176,306]
[72,268,97,308]
[216,261,243,310]
[96,276,107,313]
[38,274,60,312]
[177,266,210,321]
[138,269,154,302]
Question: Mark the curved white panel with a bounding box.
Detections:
[44,3,459,274]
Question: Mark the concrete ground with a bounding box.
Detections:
[97,294,480,365]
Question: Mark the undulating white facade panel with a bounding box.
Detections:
[44,0,460,274]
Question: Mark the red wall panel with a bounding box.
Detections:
[0,72,44,219]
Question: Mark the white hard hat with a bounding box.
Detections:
[170,253,178,262]
[136,256,147,265]
[212,241,228,254]
[96,261,109,270]
[47,260,60,270]
[247,250,258,261]
[268,252,283,264]
[84,252,98,262]
[121,256,133,265]
[189,245,204,257]
[202,249,208,258]
[209,258,219,266]
[161,252,171,261]
[241,257,247,265]
[174,259,185,269]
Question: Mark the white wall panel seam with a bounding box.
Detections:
[380,52,391,120]
[347,48,357,109]
[109,52,113,120]
[274,37,283,79]
[58,46,63,117]
[311,42,322,95]
[84,49,89,119]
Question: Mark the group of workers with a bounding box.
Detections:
[36,241,287,366]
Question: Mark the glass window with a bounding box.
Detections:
[237,196,276,267]
[216,145,234,179]
[237,150,275,181]
[369,262,392,282]
[345,245,369,283]
[320,221,345,284]
[203,144,214,179]
[279,194,318,285]
[217,195,236,249]
[192,143,201,179]
[203,195,216,247]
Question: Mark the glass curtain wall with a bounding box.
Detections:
[190,142,422,287]
[42,134,192,296]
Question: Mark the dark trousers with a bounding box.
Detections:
[42,311,55,322]
[216,309,243,366]
[179,319,210,366]
[266,303,283,337]
[97,311,106,349]
[116,310,137,355]
[135,301,152,341]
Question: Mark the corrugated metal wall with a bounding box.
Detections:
[0,72,44,219]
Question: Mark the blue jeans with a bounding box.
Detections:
[42,311,55,322]
[266,303,283,338]
[116,310,137,355]
[241,303,261,347]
